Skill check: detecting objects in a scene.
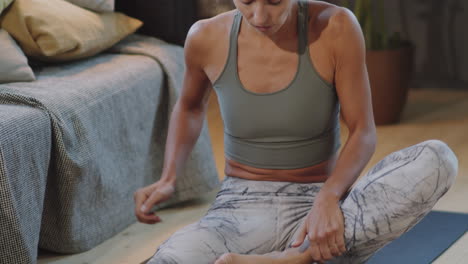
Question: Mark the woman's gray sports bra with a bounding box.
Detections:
[212,2,341,169]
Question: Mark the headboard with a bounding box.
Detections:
[115,0,198,46]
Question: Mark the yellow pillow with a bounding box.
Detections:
[0,0,14,15]
[0,0,142,61]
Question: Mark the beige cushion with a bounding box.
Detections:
[0,0,142,61]
[65,0,114,12]
[0,29,35,84]
[0,0,13,15]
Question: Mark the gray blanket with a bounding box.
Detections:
[0,34,219,263]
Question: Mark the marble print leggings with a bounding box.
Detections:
[147,140,458,264]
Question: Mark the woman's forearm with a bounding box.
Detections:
[160,101,206,183]
[319,127,377,201]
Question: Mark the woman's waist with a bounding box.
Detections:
[216,172,326,198]
[224,154,336,184]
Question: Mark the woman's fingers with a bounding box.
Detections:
[295,197,347,262]
[317,231,333,260]
[139,212,161,224]
[307,233,323,261]
[133,190,145,214]
[142,188,171,213]
[328,228,341,257]
[336,223,347,254]
[134,202,161,224]
[134,181,175,224]
[335,208,347,254]
[309,224,342,261]
[133,180,177,224]
[291,221,308,247]
[134,186,152,222]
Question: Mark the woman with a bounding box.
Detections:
[134,0,458,263]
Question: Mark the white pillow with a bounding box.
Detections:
[65,0,114,12]
[0,29,35,84]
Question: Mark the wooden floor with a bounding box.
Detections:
[38,88,468,264]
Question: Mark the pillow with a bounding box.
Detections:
[0,0,142,62]
[0,0,13,15]
[0,29,35,84]
[65,0,114,12]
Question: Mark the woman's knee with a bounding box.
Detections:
[384,139,458,197]
[390,139,459,204]
[357,139,457,198]
[424,140,458,179]
[336,140,458,261]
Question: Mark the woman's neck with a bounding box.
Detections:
[240,2,299,45]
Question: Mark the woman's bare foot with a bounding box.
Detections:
[214,253,279,264]
[214,248,312,264]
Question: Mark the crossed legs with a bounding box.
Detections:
[149,140,458,264]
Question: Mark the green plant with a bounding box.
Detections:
[341,0,402,50]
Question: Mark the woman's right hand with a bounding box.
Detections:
[133,178,176,224]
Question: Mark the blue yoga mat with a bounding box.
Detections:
[367,211,468,263]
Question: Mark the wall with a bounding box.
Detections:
[197,0,235,19]
[328,0,467,87]
[384,0,467,86]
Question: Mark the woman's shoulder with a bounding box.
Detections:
[306,1,359,41]
[186,10,237,47]
[184,10,236,71]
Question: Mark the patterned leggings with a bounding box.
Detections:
[147,140,458,264]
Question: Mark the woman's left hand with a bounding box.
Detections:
[290,192,347,262]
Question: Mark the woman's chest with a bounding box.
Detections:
[206,37,335,93]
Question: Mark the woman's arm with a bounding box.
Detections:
[291,7,377,261]
[159,21,214,184]
[134,20,213,224]
[319,7,377,203]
